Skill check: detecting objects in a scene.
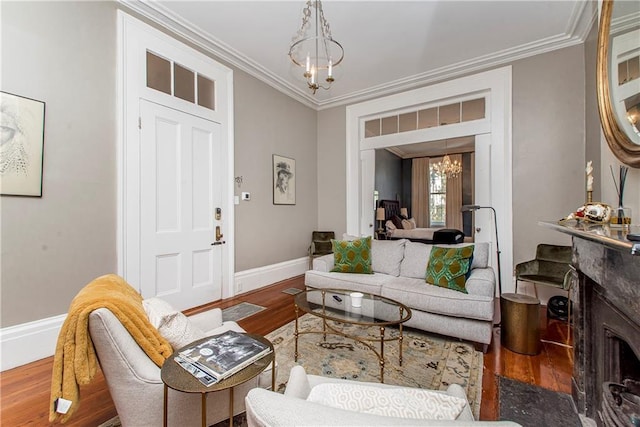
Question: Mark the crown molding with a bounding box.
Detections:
[120,0,597,112]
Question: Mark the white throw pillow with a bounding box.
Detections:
[371,239,405,276]
[307,383,466,420]
[401,218,416,229]
[143,297,207,350]
[341,233,361,241]
[385,220,397,231]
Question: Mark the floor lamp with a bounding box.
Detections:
[461,204,503,297]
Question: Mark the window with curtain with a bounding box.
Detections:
[429,162,447,227]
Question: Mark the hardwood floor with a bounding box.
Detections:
[0,276,572,426]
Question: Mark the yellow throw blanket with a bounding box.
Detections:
[49,274,173,423]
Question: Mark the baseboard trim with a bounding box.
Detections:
[0,314,66,372]
[0,257,309,371]
[234,257,308,294]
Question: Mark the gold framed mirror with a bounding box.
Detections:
[597,0,640,168]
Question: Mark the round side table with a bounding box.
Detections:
[161,334,274,427]
[500,293,541,355]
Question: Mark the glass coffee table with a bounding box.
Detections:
[294,288,412,383]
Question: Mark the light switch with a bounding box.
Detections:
[241,192,251,201]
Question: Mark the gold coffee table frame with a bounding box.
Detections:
[294,288,411,383]
[161,333,274,427]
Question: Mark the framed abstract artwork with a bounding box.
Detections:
[273,154,295,205]
[0,91,46,197]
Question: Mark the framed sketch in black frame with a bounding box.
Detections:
[1,91,46,197]
[273,154,295,205]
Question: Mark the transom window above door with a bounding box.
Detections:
[146,51,216,111]
[364,98,485,138]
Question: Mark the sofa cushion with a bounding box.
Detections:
[381,276,494,321]
[425,246,474,293]
[399,241,433,279]
[307,383,466,420]
[371,239,406,276]
[400,241,489,280]
[305,270,387,296]
[143,297,207,349]
[331,237,373,274]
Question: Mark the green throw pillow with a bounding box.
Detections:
[425,245,475,293]
[330,237,373,274]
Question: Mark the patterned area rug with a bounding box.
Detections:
[99,314,483,425]
[221,302,265,322]
[267,313,483,419]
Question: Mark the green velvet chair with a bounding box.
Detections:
[515,244,573,344]
[308,231,334,269]
[514,244,572,297]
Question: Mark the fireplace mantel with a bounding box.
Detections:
[543,220,640,425]
[540,221,640,256]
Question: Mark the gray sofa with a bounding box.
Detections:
[304,238,496,349]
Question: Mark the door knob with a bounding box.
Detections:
[476,227,482,233]
[215,226,223,241]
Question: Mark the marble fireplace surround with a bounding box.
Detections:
[542,222,640,425]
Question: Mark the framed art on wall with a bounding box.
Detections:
[0,91,46,197]
[273,154,295,205]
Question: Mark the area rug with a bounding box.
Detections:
[99,314,482,425]
[281,287,302,295]
[266,313,483,419]
[221,302,265,322]
[498,376,580,427]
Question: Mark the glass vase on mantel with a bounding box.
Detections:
[610,206,632,227]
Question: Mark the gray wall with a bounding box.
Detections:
[0,1,316,327]
[316,106,347,235]
[511,45,584,265]
[1,1,118,326]
[233,70,317,271]
[318,45,590,278]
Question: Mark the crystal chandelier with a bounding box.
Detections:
[433,154,462,178]
[289,0,344,94]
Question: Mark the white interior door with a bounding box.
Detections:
[139,99,223,310]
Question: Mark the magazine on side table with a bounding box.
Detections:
[174,330,272,386]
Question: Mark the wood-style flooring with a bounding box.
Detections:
[0,276,572,426]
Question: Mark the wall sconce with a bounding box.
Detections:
[234,176,243,188]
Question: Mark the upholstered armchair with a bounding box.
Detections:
[308,231,334,268]
[245,366,521,426]
[89,306,274,426]
[514,244,572,297]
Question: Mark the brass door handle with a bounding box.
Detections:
[215,226,223,241]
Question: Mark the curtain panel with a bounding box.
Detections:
[445,153,463,230]
[411,157,430,228]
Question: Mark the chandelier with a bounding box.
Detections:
[433,154,462,178]
[289,0,344,94]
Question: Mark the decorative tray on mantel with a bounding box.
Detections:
[539,221,640,256]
